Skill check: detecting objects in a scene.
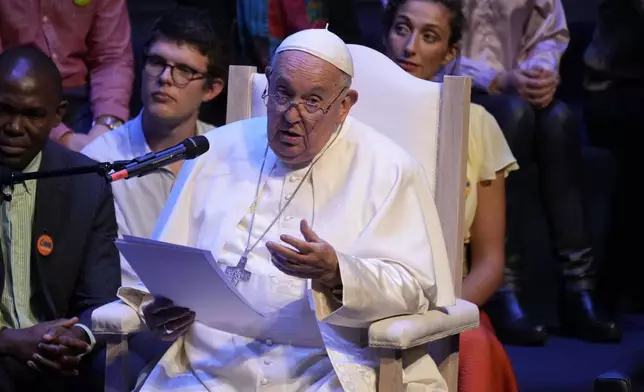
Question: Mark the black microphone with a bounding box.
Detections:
[109,135,209,182]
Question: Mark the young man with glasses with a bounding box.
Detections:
[82,7,225,288]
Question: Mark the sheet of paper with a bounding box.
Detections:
[116,236,266,334]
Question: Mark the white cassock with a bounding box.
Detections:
[118,116,455,392]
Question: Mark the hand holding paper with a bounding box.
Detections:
[143,297,196,341]
[115,236,266,336]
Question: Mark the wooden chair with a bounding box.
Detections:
[92,44,479,392]
[225,44,478,390]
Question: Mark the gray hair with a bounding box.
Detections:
[339,71,352,88]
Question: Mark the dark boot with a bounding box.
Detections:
[557,248,622,343]
[484,253,548,346]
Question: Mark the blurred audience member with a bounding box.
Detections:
[457,0,620,345]
[584,0,644,311]
[236,0,363,70]
[0,0,134,151]
[383,1,519,390]
[128,0,235,126]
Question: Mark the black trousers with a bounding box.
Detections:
[0,352,101,392]
[472,92,590,256]
[584,80,642,306]
[0,332,169,392]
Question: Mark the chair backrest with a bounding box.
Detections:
[225,44,471,389]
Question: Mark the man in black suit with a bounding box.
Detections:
[0,45,120,391]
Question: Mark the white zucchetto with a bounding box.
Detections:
[275,28,354,77]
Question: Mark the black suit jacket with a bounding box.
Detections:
[0,141,121,329]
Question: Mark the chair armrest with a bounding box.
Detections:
[92,300,147,335]
[368,299,479,350]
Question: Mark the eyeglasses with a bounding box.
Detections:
[262,86,347,121]
[143,54,206,88]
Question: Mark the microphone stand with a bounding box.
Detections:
[0,161,118,204]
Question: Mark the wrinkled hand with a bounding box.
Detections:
[31,322,92,376]
[519,68,558,108]
[143,297,196,341]
[0,318,79,373]
[266,219,341,288]
[495,68,557,108]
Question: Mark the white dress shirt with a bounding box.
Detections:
[82,111,214,286]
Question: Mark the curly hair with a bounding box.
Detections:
[382,0,465,48]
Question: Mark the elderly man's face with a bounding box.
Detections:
[266,51,357,166]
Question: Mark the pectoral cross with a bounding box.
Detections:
[225,255,252,286]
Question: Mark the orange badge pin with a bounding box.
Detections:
[37,234,54,256]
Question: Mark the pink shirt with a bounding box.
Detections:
[0,0,134,140]
[458,0,570,90]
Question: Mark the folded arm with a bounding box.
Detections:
[86,0,134,123]
[459,0,569,91]
[519,0,570,73]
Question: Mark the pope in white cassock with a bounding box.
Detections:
[117,28,455,391]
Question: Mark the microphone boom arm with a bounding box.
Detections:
[1,136,209,202]
[2,162,115,186]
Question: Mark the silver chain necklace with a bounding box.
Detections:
[225,127,343,286]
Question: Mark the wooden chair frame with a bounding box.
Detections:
[224,58,475,390]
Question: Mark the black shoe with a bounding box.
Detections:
[556,248,622,343]
[559,290,622,343]
[484,291,548,346]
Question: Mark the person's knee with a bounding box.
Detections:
[478,94,534,131]
[506,95,535,126]
[539,100,578,145]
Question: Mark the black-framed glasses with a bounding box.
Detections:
[262,86,347,121]
[143,54,206,88]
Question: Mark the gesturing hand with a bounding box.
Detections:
[266,219,341,288]
[143,297,196,341]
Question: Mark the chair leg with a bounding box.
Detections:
[430,335,461,391]
[104,334,130,392]
[378,348,403,392]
